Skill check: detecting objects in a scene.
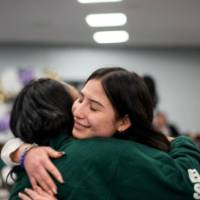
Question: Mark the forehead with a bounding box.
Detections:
[81,79,111,106]
[82,79,103,94]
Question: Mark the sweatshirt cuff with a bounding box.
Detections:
[1,138,24,166]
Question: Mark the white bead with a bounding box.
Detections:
[188,169,200,183]
[193,192,200,200]
[194,183,200,194]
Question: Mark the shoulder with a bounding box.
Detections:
[170,135,197,147]
[64,138,134,160]
[169,135,200,158]
[169,135,200,170]
[54,138,136,198]
[54,138,139,173]
[58,137,169,168]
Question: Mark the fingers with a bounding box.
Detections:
[28,147,64,184]
[46,147,65,159]
[19,187,57,200]
[26,164,56,194]
[167,136,175,142]
[25,188,39,198]
[33,167,56,194]
[19,188,42,200]
[29,176,37,190]
[23,146,64,194]
[36,186,51,197]
[45,157,64,184]
[35,186,58,199]
[18,192,32,200]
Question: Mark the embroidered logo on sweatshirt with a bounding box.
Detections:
[188,169,200,199]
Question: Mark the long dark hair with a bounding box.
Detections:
[86,67,170,152]
[10,78,74,145]
[143,75,159,109]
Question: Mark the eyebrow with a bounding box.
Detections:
[80,91,104,108]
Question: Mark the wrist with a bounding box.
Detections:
[19,143,38,168]
[10,144,31,163]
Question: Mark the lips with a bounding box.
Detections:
[74,120,90,130]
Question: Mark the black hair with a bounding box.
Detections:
[143,75,159,109]
[10,78,74,145]
[86,67,170,152]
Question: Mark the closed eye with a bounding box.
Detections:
[90,106,98,112]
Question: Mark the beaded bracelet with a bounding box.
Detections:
[19,143,38,168]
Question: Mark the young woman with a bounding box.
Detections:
[2,68,200,200]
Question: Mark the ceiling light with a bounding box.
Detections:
[78,0,123,3]
[86,13,127,27]
[93,30,129,44]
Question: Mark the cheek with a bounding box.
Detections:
[90,115,116,134]
[103,115,119,133]
[72,101,78,113]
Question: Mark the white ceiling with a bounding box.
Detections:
[0,0,200,47]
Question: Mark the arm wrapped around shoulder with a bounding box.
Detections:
[169,135,200,169]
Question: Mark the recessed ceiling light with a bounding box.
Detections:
[93,30,129,44]
[78,0,123,4]
[86,13,127,27]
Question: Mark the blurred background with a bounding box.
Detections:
[0,0,200,198]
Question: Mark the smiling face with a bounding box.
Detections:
[72,79,123,139]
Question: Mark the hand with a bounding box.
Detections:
[18,186,57,200]
[24,146,65,194]
[167,136,175,142]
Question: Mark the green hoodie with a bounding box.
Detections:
[9,134,200,200]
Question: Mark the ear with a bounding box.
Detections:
[116,115,131,133]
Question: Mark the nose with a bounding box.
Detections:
[73,101,85,120]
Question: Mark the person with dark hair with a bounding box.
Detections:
[73,68,169,151]
[1,68,200,200]
[10,78,75,146]
[142,75,180,138]
[154,111,180,137]
[142,75,159,109]
[4,78,79,199]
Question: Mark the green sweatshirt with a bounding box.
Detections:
[9,134,200,200]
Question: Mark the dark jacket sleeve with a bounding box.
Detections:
[169,136,200,170]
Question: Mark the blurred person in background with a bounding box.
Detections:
[142,75,159,110]
[154,111,180,137]
[142,75,180,138]
[185,131,200,149]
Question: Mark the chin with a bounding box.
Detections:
[72,130,88,139]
